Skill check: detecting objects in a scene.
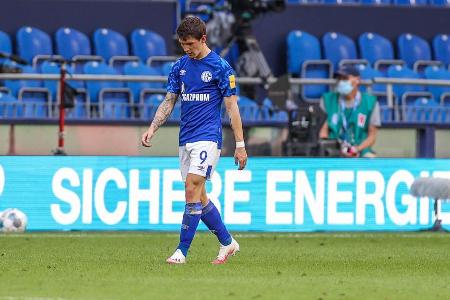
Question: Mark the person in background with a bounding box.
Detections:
[319,65,381,158]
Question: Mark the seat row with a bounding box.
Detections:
[286,0,450,6]
[288,31,450,74]
[0,26,170,74]
[0,89,288,125]
[287,30,450,100]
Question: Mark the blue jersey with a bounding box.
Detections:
[166,51,237,148]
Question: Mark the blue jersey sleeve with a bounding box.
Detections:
[218,59,237,97]
[166,60,181,94]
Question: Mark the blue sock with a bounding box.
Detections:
[201,200,232,246]
[177,202,202,257]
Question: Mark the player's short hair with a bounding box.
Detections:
[176,16,206,40]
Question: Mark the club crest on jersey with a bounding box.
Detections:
[180,69,186,76]
[201,71,212,83]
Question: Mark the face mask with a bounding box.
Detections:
[336,80,354,95]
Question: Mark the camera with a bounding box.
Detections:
[0,63,22,74]
[228,0,285,26]
[340,141,358,157]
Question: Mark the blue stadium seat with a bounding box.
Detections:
[358,65,393,122]
[361,0,391,4]
[3,63,51,118]
[55,27,103,72]
[40,61,88,118]
[4,65,40,96]
[287,30,332,101]
[322,32,368,69]
[16,26,60,69]
[0,30,12,55]
[397,33,442,72]
[358,32,404,72]
[40,61,84,96]
[237,96,260,122]
[394,0,428,5]
[141,94,163,120]
[388,65,434,121]
[93,28,139,73]
[433,34,450,67]
[403,97,441,123]
[287,0,323,3]
[0,92,22,118]
[387,65,430,99]
[161,61,174,76]
[123,61,164,103]
[55,27,94,59]
[190,4,213,22]
[358,64,386,94]
[429,0,450,5]
[323,0,358,3]
[261,98,288,123]
[83,61,133,119]
[130,29,167,63]
[424,65,450,104]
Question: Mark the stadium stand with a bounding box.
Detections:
[403,97,441,123]
[433,34,450,67]
[123,61,164,104]
[83,61,133,119]
[394,0,428,5]
[40,61,89,119]
[55,27,103,73]
[130,29,167,64]
[16,26,62,71]
[0,30,12,56]
[3,63,51,118]
[322,32,368,69]
[0,92,22,118]
[286,30,332,101]
[358,32,404,72]
[424,66,450,103]
[93,28,139,73]
[0,1,447,127]
[397,33,442,72]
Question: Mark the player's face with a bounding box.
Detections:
[179,35,207,59]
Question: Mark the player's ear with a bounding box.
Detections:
[200,35,207,44]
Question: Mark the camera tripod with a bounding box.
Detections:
[220,23,273,80]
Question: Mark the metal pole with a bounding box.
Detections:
[54,64,67,155]
[7,124,15,155]
[432,199,443,231]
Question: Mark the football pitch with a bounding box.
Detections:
[0,232,449,300]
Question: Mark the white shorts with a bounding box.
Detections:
[179,141,221,182]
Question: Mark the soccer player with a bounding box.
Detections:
[141,16,248,264]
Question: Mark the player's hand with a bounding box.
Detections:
[141,128,155,147]
[342,146,359,158]
[234,147,248,170]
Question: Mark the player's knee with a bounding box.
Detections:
[185,183,199,200]
[185,178,203,199]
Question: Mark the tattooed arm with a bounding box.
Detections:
[141,92,179,147]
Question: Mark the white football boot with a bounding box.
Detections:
[166,249,186,264]
[211,238,240,265]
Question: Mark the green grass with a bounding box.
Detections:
[0,232,449,300]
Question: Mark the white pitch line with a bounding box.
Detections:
[0,297,68,300]
[0,232,449,239]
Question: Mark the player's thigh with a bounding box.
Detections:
[186,141,220,180]
[179,146,190,182]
